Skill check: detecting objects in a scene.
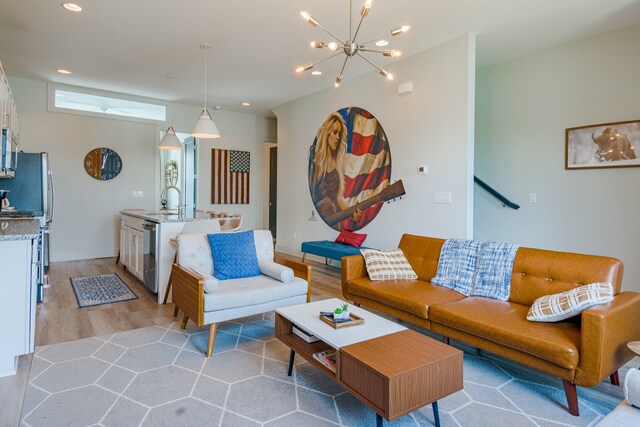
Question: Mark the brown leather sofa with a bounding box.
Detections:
[342,234,640,416]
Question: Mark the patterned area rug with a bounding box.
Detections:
[70,273,138,308]
[20,313,626,427]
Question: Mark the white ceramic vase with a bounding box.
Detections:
[334,311,350,320]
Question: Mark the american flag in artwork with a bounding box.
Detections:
[340,108,391,231]
[211,149,250,204]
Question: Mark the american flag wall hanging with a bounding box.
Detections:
[211,149,250,204]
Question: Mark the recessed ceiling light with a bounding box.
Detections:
[57,68,72,74]
[241,102,251,106]
[311,71,322,76]
[61,3,82,12]
[375,40,389,47]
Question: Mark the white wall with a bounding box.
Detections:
[167,103,276,231]
[474,24,640,292]
[273,34,476,255]
[9,77,275,262]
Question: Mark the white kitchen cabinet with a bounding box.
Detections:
[119,215,145,281]
[0,237,37,377]
[0,59,18,141]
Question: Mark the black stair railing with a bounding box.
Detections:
[474,176,520,210]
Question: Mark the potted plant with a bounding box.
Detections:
[334,303,350,320]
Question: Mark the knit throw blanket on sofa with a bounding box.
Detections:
[431,239,519,301]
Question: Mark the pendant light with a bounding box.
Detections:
[159,75,182,150]
[158,125,182,150]
[191,43,221,138]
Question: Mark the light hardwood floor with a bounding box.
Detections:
[0,253,343,427]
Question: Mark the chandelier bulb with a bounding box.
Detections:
[384,49,402,58]
[335,76,343,88]
[310,41,325,49]
[327,42,339,51]
[391,25,411,36]
[296,63,314,73]
[380,69,394,80]
[300,11,318,27]
[361,0,373,17]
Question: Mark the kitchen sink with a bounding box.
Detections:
[144,211,180,216]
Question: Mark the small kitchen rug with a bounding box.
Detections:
[70,273,138,308]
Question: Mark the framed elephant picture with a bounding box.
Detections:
[566,120,640,169]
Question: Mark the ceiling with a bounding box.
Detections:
[1,0,640,117]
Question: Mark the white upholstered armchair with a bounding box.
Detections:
[170,230,311,356]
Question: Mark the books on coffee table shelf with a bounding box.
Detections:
[313,350,337,373]
[292,324,320,343]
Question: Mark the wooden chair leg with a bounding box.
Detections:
[610,370,620,386]
[562,379,579,416]
[115,250,120,265]
[180,314,189,329]
[163,254,178,305]
[206,323,218,357]
[173,306,179,317]
[442,336,450,345]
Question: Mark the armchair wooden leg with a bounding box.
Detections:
[562,379,579,416]
[442,336,450,345]
[173,306,179,317]
[180,314,189,329]
[163,254,178,305]
[206,323,218,357]
[610,371,620,386]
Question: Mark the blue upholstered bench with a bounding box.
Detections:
[301,240,367,264]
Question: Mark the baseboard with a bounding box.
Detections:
[51,248,118,263]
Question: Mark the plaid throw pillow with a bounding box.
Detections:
[360,249,418,281]
[527,282,614,322]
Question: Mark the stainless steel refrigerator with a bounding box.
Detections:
[1,152,54,269]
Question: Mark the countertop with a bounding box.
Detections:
[120,210,232,223]
[0,219,41,241]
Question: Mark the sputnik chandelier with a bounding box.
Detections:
[295,0,410,87]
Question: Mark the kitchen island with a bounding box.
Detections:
[119,210,224,304]
[0,219,40,377]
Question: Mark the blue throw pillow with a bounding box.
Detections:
[207,230,261,280]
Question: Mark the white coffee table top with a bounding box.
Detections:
[276,298,406,349]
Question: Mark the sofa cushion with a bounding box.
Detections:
[253,230,275,262]
[527,282,614,322]
[360,249,418,281]
[397,234,445,281]
[177,234,214,276]
[429,297,580,369]
[509,247,623,307]
[204,275,308,312]
[347,277,465,318]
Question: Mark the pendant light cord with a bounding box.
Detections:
[204,48,207,110]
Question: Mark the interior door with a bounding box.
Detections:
[269,146,277,237]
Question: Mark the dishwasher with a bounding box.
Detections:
[142,221,157,293]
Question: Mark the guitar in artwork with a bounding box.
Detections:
[325,180,406,226]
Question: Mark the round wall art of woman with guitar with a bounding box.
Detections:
[308,107,403,231]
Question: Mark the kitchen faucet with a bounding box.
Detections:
[160,185,183,216]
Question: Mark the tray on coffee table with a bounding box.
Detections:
[318,312,365,329]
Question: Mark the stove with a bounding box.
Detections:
[0,210,36,218]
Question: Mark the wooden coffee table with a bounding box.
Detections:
[275,299,463,426]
